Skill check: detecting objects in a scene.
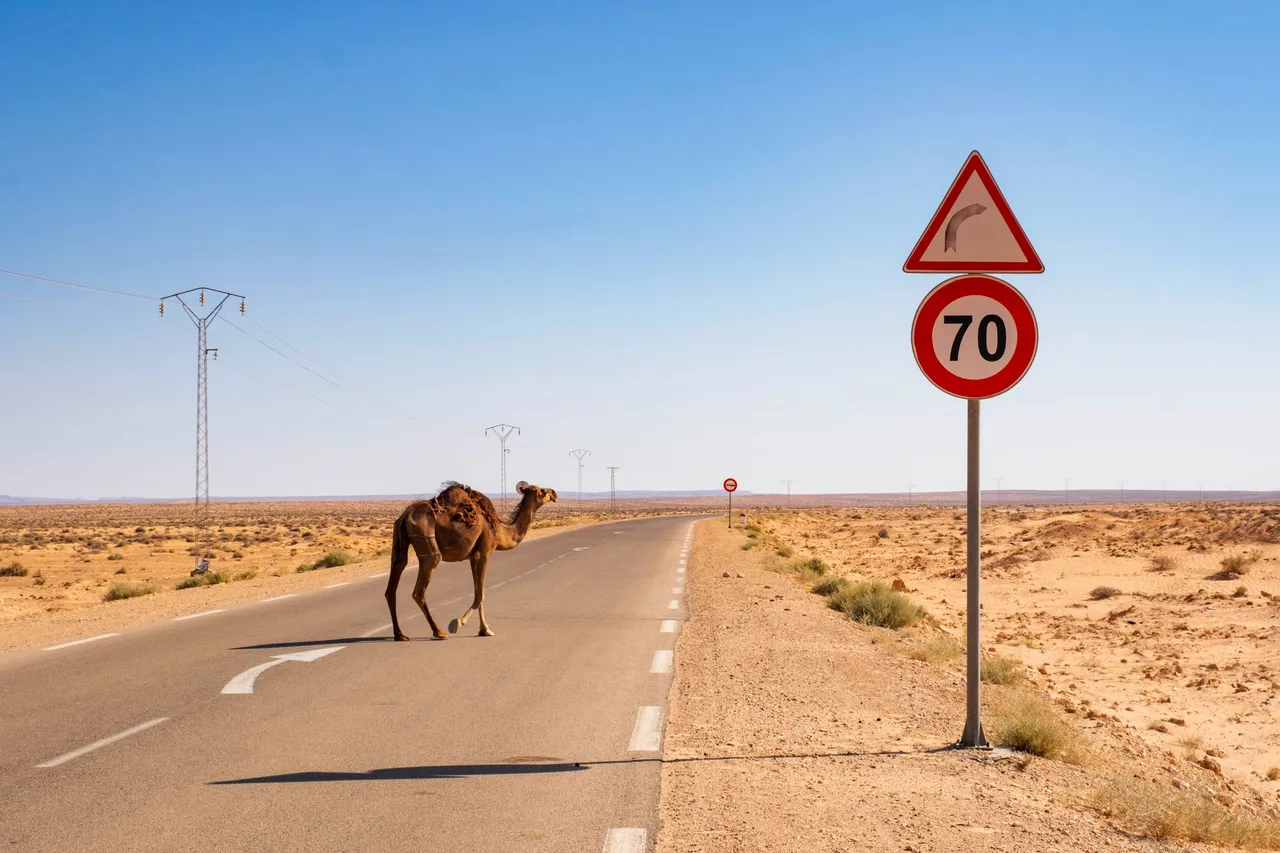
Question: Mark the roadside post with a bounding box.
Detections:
[903,151,1043,748]
[723,478,737,529]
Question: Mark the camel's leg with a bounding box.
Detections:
[450,551,494,637]
[409,535,448,640]
[385,523,412,642]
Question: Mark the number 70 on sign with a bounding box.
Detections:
[911,274,1038,400]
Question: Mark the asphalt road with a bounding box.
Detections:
[0,515,696,853]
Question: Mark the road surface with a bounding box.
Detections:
[0,515,696,853]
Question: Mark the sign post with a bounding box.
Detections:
[723,478,737,529]
[905,151,1043,750]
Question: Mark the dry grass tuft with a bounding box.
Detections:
[907,633,963,663]
[1094,776,1280,848]
[1149,554,1181,572]
[810,577,850,597]
[987,690,1088,764]
[825,580,927,630]
[103,581,156,602]
[176,570,230,589]
[789,557,828,579]
[1090,585,1123,600]
[1177,734,1205,760]
[1267,767,1280,782]
[981,653,1026,685]
[1214,549,1263,580]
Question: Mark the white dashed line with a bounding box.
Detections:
[603,828,647,853]
[628,706,663,751]
[324,581,351,589]
[37,718,169,768]
[668,600,679,610]
[172,609,224,621]
[677,566,685,574]
[650,650,673,674]
[672,586,684,595]
[260,594,298,603]
[660,620,678,633]
[41,633,119,651]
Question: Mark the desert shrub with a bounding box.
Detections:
[740,542,756,550]
[908,633,963,663]
[988,691,1087,764]
[103,582,156,601]
[774,545,794,558]
[175,570,230,589]
[312,550,354,569]
[1150,554,1181,572]
[827,581,927,630]
[1176,734,1204,760]
[1093,776,1280,848]
[32,570,45,586]
[1090,586,1122,600]
[234,570,257,581]
[1214,549,1262,579]
[1267,767,1280,782]
[0,561,28,577]
[107,553,123,561]
[811,577,851,597]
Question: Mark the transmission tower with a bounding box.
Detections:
[607,466,620,510]
[570,449,590,502]
[485,424,521,513]
[160,287,245,572]
[782,479,795,508]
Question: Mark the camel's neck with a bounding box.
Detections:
[494,495,538,550]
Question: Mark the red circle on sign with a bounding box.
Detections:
[723,478,738,493]
[911,274,1037,400]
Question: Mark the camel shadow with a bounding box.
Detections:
[209,749,928,786]
[230,638,396,651]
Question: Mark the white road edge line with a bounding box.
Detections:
[37,718,169,768]
[603,827,647,853]
[659,620,678,633]
[260,594,298,603]
[668,600,679,609]
[172,609,223,621]
[324,581,351,589]
[650,650,673,674]
[368,572,389,579]
[41,633,119,651]
[628,706,663,751]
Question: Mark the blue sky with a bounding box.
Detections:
[2,1,1278,499]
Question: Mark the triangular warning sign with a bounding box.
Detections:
[903,151,1043,273]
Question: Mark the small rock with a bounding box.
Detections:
[1215,793,1235,808]
[1207,748,1226,758]
[1173,779,1190,790]
[1198,756,1223,775]
[1167,717,1186,726]
[891,578,907,591]
[1234,683,1250,693]
[736,573,744,579]
[1038,665,1049,675]
[722,571,731,578]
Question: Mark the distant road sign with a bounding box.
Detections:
[723,478,738,493]
[903,151,1043,274]
[911,274,1038,400]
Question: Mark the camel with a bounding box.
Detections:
[385,480,557,641]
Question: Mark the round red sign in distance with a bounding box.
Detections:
[911,274,1038,400]
[723,478,738,493]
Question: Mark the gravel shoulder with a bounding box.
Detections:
[657,518,1242,853]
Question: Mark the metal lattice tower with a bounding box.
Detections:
[160,287,245,571]
[607,466,620,510]
[782,479,795,508]
[570,449,590,502]
[907,483,916,506]
[485,424,521,513]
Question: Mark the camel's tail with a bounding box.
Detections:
[389,507,411,579]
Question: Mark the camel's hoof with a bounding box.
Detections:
[448,618,460,634]
[393,633,411,642]
[432,629,448,640]
[479,627,495,637]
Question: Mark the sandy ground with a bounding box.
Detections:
[0,500,631,652]
[657,514,1280,852]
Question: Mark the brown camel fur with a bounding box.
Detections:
[385,480,557,641]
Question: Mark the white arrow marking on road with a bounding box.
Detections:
[221,646,346,695]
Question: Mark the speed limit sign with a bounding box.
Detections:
[911,274,1037,400]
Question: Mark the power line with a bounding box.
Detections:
[218,316,341,388]
[0,267,154,300]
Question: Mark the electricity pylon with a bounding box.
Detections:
[485,424,521,512]
[570,449,590,502]
[607,466,620,510]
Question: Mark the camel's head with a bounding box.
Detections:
[515,481,557,508]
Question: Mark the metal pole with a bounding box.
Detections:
[728,490,733,529]
[960,398,989,748]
